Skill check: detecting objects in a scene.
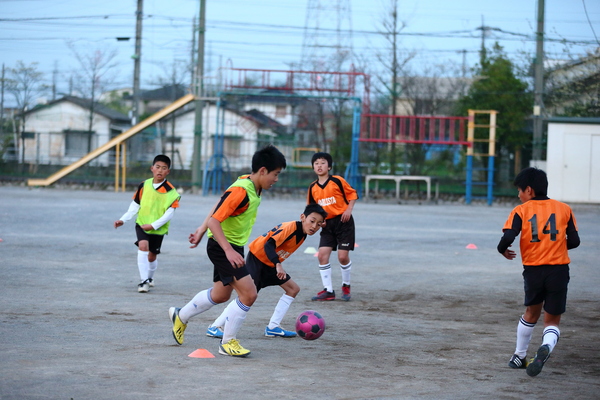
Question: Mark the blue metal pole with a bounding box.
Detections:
[466,155,473,205]
[487,155,495,205]
[346,99,362,195]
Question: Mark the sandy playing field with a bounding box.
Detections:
[1,186,598,399]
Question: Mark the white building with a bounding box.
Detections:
[22,96,130,166]
[162,100,290,171]
[546,118,600,204]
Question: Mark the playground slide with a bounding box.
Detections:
[27,94,196,187]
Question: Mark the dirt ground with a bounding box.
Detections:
[1,185,599,400]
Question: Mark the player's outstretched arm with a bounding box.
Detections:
[189,200,219,248]
[189,226,207,248]
[115,201,140,229]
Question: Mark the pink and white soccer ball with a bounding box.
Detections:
[295,310,326,340]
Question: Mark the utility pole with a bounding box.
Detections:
[52,61,58,100]
[191,0,206,193]
[532,0,545,162]
[460,49,468,96]
[190,16,196,87]
[132,0,143,125]
[479,16,487,65]
[0,64,5,136]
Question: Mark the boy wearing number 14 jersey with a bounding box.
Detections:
[497,167,580,377]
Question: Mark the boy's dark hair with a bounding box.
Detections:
[303,203,328,220]
[311,152,333,169]
[513,167,548,196]
[153,154,171,169]
[252,145,287,173]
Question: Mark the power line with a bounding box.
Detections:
[2,16,598,47]
[581,0,600,45]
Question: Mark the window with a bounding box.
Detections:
[275,105,287,119]
[64,130,92,157]
[224,137,242,159]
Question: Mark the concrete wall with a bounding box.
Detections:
[547,122,600,203]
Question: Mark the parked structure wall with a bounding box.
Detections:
[547,120,600,203]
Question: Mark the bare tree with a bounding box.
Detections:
[68,44,119,152]
[6,61,47,163]
[372,0,416,174]
[150,59,190,165]
[397,63,467,115]
[545,50,600,117]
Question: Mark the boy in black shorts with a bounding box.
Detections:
[307,152,358,301]
[114,154,180,293]
[169,145,286,357]
[206,203,327,339]
[498,167,580,377]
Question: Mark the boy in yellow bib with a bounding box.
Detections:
[114,155,180,293]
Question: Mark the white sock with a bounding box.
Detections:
[222,298,250,343]
[268,294,295,329]
[211,299,236,329]
[179,288,217,324]
[542,326,560,353]
[515,316,535,358]
[148,260,157,280]
[137,250,150,281]
[340,261,352,286]
[319,264,333,292]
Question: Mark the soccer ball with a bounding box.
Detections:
[295,310,326,340]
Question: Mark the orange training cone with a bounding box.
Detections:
[188,349,215,358]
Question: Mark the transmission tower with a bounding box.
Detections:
[300,0,354,72]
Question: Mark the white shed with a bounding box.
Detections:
[22,96,130,166]
[546,117,600,203]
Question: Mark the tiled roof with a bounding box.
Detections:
[25,95,130,123]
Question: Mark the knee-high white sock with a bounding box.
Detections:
[148,260,157,279]
[542,326,560,353]
[319,264,333,292]
[340,261,352,286]
[515,316,535,358]
[222,298,250,343]
[179,288,217,324]
[268,294,295,329]
[211,299,236,329]
[137,250,150,281]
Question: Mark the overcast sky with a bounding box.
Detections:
[1,0,599,105]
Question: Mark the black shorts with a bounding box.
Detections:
[245,252,291,292]
[319,214,355,251]
[207,238,249,286]
[523,264,570,315]
[135,224,165,254]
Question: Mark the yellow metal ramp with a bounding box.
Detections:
[27,94,195,187]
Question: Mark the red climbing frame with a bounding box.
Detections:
[360,114,470,145]
[223,60,370,111]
